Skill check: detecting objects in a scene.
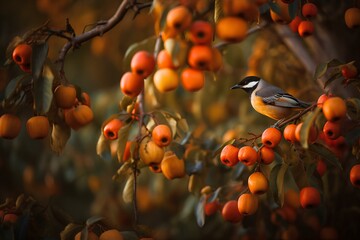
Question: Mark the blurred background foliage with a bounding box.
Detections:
[1,0,360,239]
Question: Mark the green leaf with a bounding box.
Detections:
[33,65,54,114]
[32,42,49,80]
[123,36,157,71]
[231,163,246,180]
[300,107,322,149]
[269,163,282,207]
[208,187,222,203]
[80,227,88,240]
[120,95,135,111]
[314,59,342,80]
[151,110,169,125]
[288,0,299,19]
[60,223,83,240]
[4,74,29,99]
[196,194,206,227]
[268,1,281,15]
[309,143,342,170]
[259,3,270,14]
[123,174,134,204]
[185,161,203,175]
[50,122,71,154]
[214,0,223,23]
[114,162,132,180]
[120,231,139,240]
[116,123,132,163]
[96,132,112,161]
[86,216,103,226]
[164,38,187,67]
[324,71,342,88]
[346,98,360,121]
[170,141,186,159]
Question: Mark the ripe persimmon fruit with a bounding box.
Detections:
[302,3,318,18]
[152,124,172,147]
[237,193,258,215]
[131,51,156,79]
[298,20,315,37]
[181,68,205,92]
[322,97,347,122]
[341,64,358,79]
[0,113,22,139]
[220,144,240,167]
[323,121,342,140]
[12,43,32,72]
[317,94,331,108]
[216,17,248,42]
[316,159,327,177]
[157,50,176,69]
[74,231,99,240]
[188,20,213,45]
[345,7,360,29]
[99,229,123,240]
[166,6,192,32]
[139,138,165,166]
[259,146,275,165]
[262,127,282,148]
[238,146,258,166]
[284,189,300,209]
[223,0,259,22]
[350,164,360,188]
[149,163,162,173]
[54,84,77,109]
[153,68,179,93]
[288,16,302,33]
[222,200,243,223]
[295,122,318,143]
[248,172,269,195]
[205,200,221,216]
[283,124,297,143]
[64,105,94,130]
[299,187,321,209]
[26,115,50,139]
[103,118,123,140]
[120,72,144,98]
[161,151,186,180]
[188,45,213,70]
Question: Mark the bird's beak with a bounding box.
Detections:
[230,84,242,90]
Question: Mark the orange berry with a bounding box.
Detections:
[181,68,205,92]
[341,64,358,79]
[237,193,258,215]
[262,127,282,148]
[166,6,193,32]
[288,16,302,33]
[188,45,213,70]
[12,43,32,72]
[238,146,258,166]
[188,20,213,45]
[317,94,331,108]
[161,151,186,180]
[316,159,327,177]
[322,97,347,122]
[26,115,49,139]
[153,68,179,93]
[152,124,172,147]
[216,17,248,42]
[103,119,123,140]
[0,114,22,139]
[64,105,94,130]
[3,213,18,224]
[99,229,123,240]
[323,120,342,140]
[120,72,144,98]
[283,124,297,143]
[223,0,259,22]
[302,3,318,18]
[299,187,321,209]
[248,172,269,195]
[270,0,292,24]
[345,7,360,29]
[350,164,360,188]
[259,147,275,165]
[205,200,221,216]
[139,138,165,165]
[222,200,243,223]
[131,51,156,78]
[298,20,315,37]
[157,50,176,69]
[220,144,240,167]
[54,84,77,109]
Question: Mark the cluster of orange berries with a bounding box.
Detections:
[54,84,93,131]
[103,118,186,180]
[288,2,318,37]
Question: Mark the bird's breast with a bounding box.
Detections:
[250,94,295,120]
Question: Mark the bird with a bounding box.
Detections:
[231,76,311,120]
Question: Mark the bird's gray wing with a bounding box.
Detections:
[256,86,310,108]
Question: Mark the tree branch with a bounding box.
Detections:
[57,0,152,80]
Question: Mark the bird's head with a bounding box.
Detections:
[231,76,261,94]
